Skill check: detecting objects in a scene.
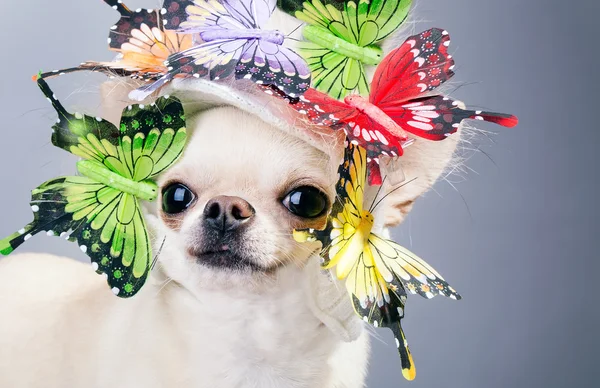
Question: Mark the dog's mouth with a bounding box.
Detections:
[188,244,266,272]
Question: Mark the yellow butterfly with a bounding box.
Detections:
[294,143,461,381]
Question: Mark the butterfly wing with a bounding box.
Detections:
[0,177,151,298]
[129,38,248,101]
[370,28,518,138]
[298,42,370,99]
[243,0,277,28]
[181,0,275,33]
[37,77,121,156]
[120,107,189,181]
[237,40,310,97]
[334,143,460,301]
[368,234,461,300]
[173,39,247,79]
[370,28,455,106]
[345,114,407,184]
[348,220,461,380]
[181,0,250,33]
[383,95,519,140]
[293,0,410,44]
[351,284,416,381]
[353,0,412,45]
[294,0,353,38]
[162,0,196,30]
[295,1,370,98]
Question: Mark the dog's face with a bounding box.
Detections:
[152,106,340,291]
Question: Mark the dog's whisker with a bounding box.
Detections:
[155,276,174,296]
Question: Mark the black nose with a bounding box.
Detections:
[203,195,255,232]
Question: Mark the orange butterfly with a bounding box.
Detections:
[40,0,192,81]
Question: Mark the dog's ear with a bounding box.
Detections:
[381,131,460,227]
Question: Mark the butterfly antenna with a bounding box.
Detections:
[370,177,418,213]
[368,175,388,214]
[287,23,304,37]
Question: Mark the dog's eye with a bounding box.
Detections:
[162,183,196,214]
[282,186,328,218]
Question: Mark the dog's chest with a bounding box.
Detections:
[170,284,339,387]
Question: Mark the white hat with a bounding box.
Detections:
[166,77,347,158]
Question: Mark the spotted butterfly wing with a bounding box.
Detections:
[353,284,415,380]
[294,143,461,379]
[162,0,196,30]
[372,28,518,139]
[234,39,312,96]
[0,78,187,297]
[40,0,192,81]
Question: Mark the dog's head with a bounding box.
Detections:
[100,80,459,294]
[156,105,343,290]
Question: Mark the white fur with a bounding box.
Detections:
[0,253,369,388]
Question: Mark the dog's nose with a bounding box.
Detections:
[203,195,255,232]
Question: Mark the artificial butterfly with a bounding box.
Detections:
[40,0,193,81]
[294,143,461,380]
[162,0,196,30]
[263,28,518,185]
[0,76,188,298]
[130,0,311,100]
[286,0,412,99]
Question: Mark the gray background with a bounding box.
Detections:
[0,0,597,387]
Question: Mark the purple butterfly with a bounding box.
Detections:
[130,0,310,100]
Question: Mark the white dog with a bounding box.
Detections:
[0,13,461,388]
[0,80,459,388]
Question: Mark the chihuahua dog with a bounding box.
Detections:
[0,82,459,388]
[0,13,461,388]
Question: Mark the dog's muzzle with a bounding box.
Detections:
[190,195,262,270]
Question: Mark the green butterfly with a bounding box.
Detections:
[0,77,187,297]
[289,0,412,99]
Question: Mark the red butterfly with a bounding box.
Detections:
[263,28,518,185]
